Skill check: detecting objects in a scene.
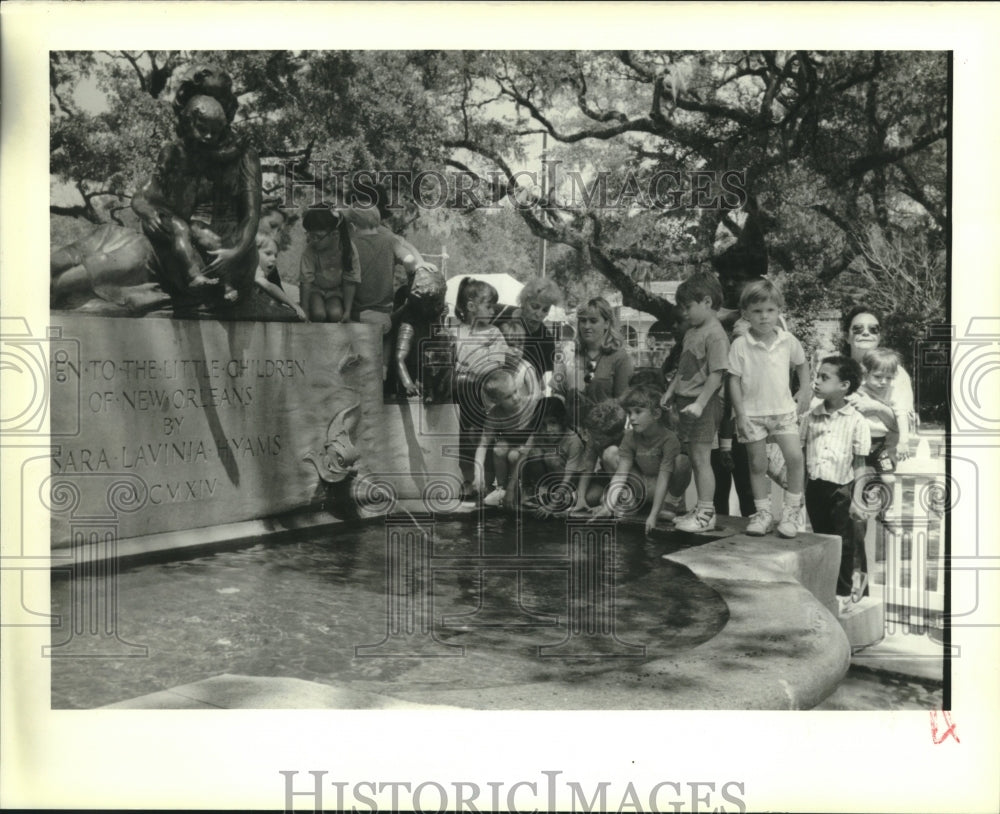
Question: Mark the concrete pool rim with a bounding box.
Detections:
[55,509,851,710]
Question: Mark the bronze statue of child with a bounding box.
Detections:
[131,95,242,302]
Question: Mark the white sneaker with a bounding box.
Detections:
[776,504,800,538]
[746,509,773,536]
[674,508,716,533]
[483,487,506,507]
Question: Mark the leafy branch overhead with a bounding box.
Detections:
[51,50,947,320]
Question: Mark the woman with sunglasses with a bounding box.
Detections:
[552,297,634,429]
[842,305,915,432]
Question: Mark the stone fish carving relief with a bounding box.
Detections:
[303,401,362,485]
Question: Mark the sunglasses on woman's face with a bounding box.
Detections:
[584,358,598,384]
[851,323,881,336]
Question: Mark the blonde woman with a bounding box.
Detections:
[551,297,634,429]
[493,275,564,383]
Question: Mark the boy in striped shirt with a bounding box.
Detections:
[800,355,872,609]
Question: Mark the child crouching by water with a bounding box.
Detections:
[591,384,682,534]
[476,368,542,509]
[517,397,586,512]
[568,399,628,514]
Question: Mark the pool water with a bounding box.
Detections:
[50,515,729,709]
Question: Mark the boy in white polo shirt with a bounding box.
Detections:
[728,279,811,537]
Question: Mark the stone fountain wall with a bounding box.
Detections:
[47,315,462,546]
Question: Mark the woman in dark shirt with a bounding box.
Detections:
[492,276,564,384]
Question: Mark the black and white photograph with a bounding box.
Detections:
[2,2,998,812]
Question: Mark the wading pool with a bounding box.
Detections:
[51,511,852,709]
[51,514,731,709]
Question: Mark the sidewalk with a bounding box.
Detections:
[848,583,946,685]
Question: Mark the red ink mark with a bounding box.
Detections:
[930,710,960,744]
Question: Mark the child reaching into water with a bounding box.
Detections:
[254,234,307,321]
[852,348,911,477]
[592,384,682,535]
[628,369,689,518]
[568,399,628,514]
[727,279,811,537]
[475,368,542,509]
[518,397,586,511]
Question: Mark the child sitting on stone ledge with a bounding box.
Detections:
[254,234,307,321]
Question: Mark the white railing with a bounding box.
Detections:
[871,437,946,634]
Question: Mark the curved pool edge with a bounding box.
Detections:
[652,532,851,710]
[88,513,850,711]
[360,527,849,711]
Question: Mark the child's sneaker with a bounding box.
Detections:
[674,507,716,533]
[482,487,506,507]
[776,504,800,538]
[746,509,773,536]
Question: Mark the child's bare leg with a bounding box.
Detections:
[688,442,714,505]
[492,441,511,491]
[518,450,546,496]
[672,440,718,530]
[585,481,606,507]
[772,435,804,497]
[324,296,344,322]
[503,447,527,509]
[308,292,327,322]
[600,445,620,473]
[542,451,563,475]
[745,439,770,501]
[744,438,777,533]
[667,452,691,507]
[772,434,804,537]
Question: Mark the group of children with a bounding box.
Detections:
[462,270,911,609]
[264,212,913,608]
[250,204,435,387]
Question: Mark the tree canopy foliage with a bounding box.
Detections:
[51,49,948,326]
